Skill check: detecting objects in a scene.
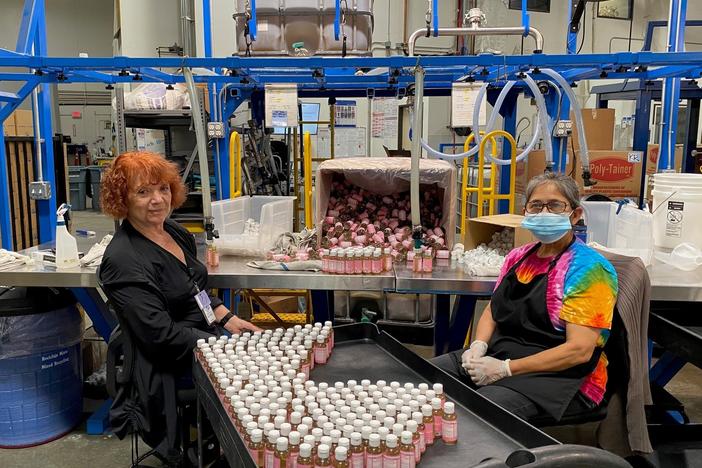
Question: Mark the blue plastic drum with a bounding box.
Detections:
[0,288,83,447]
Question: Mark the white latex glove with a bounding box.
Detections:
[466,356,512,386]
[461,340,488,368]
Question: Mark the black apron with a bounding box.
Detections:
[488,238,602,420]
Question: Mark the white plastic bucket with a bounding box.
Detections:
[652,173,702,250]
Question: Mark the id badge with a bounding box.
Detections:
[194,290,216,325]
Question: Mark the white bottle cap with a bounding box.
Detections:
[301,416,314,428]
[401,430,413,445]
[342,424,354,438]
[392,423,404,436]
[268,429,280,444]
[361,426,372,439]
[276,437,288,451]
[312,427,324,441]
[280,422,292,437]
[297,423,309,437]
[290,411,302,425]
[369,420,381,431]
[251,428,263,443]
[433,383,444,394]
[303,435,316,447]
[412,412,424,424]
[406,420,418,433]
[339,437,350,449]
[350,432,362,446]
[386,434,398,448]
[353,420,364,432]
[397,413,409,426]
[378,427,389,441]
[335,446,348,461]
[289,430,301,445]
[444,402,455,414]
[323,422,335,436]
[317,444,330,459]
[299,443,312,458]
[431,398,442,410]
[330,429,341,443]
[369,434,380,448]
[246,421,258,434]
[422,405,433,417]
[383,416,395,428]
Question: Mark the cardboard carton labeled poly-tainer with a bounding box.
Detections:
[515,145,683,206]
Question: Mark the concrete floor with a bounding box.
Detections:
[3,210,702,467]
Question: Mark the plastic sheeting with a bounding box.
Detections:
[0,288,83,359]
[315,157,457,247]
[114,83,191,111]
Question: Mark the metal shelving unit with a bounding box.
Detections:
[114,87,214,225]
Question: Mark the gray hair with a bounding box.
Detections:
[525,172,581,209]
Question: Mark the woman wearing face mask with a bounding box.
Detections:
[432,172,618,422]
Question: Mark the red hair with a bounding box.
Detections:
[100,151,187,219]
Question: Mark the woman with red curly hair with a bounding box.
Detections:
[98,151,259,463]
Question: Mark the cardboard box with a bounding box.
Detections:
[2,110,34,137]
[3,118,16,136]
[464,214,535,249]
[571,108,615,151]
[515,142,683,207]
[13,109,33,127]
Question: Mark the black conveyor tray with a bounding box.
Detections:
[194,323,628,467]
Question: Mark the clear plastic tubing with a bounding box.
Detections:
[540,68,590,169]
[419,79,542,164]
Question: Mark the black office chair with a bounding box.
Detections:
[100,269,197,468]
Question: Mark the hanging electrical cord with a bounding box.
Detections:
[577,10,587,54]
[515,117,531,147]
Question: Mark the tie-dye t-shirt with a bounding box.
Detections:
[494,239,618,404]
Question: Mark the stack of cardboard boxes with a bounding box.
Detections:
[515,108,682,209]
[2,110,34,137]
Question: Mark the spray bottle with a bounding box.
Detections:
[55,203,79,269]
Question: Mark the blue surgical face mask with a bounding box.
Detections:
[521,212,573,244]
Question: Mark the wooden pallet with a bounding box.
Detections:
[4,137,39,251]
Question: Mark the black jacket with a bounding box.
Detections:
[99,218,223,455]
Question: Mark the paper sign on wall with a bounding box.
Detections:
[452,82,486,127]
[334,100,357,127]
[371,98,399,140]
[265,84,298,128]
[318,127,367,158]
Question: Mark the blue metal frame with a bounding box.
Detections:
[659,0,688,171]
[2,1,700,246]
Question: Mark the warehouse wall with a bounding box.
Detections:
[0,0,113,142]
[118,0,180,57]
